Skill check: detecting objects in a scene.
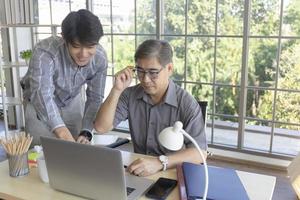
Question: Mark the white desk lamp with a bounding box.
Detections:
[158,121,208,200]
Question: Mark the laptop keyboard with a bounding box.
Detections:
[126,187,135,196]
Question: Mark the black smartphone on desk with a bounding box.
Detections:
[145,177,177,200]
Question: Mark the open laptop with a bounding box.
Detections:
[40,136,154,200]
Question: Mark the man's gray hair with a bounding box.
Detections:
[134,39,173,66]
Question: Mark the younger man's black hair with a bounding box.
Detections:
[62,9,103,46]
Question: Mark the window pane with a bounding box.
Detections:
[70,0,86,11]
[112,0,134,33]
[215,86,239,116]
[248,38,278,87]
[275,91,300,124]
[187,0,215,35]
[185,83,213,111]
[218,0,244,35]
[163,0,185,35]
[246,89,274,121]
[136,0,156,34]
[282,0,300,37]
[51,0,70,25]
[216,37,242,85]
[113,35,135,72]
[100,35,112,72]
[244,119,271,152]
[250,1,281,36]
[93,0,112,34]
[278,39,300,90]
[104,76,113,98]
[186,37,214,83]
[163,36,185,81]
[212,116,238,147]
[136,35,156,46]
[273,123,300,156]
[38,0,51,24]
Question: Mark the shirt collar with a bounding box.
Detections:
[136,79,178,107]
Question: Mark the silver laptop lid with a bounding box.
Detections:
[40,136,127,200]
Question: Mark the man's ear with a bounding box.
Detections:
[166,62,174,74]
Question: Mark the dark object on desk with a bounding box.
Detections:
[182,162,249,200]
[79,130,93,141]
[145,177,177,200]
[176,164,188,200]
[106,138,130,148]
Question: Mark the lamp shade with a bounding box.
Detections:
[158,121,184,151]
[158,121,209,200]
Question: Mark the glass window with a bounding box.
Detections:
[136,0,156,34]
[93,0,112,34]
[248,38,278,88]
[246,88,274,120]
[250,0,281,36]
[282,0,300,37]
[218,0,244,35]
[186,37,214,83]
[187,0,216,35]
[163,0,185,35]
[216,37,242,85]
[163,36,185,81]
[112,0,134,33]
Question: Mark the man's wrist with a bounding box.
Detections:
[79,130,93,141]
[159,155,168,171]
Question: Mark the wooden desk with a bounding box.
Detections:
[0,150,276,200]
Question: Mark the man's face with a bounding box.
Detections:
[136,57,173,100]
[67,41,97,66]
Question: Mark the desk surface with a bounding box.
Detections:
[0,150,276,200]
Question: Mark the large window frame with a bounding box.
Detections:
[1,0,299,159]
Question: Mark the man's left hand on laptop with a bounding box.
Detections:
[127,157,162,177]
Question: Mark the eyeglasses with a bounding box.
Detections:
[133,66,164,80]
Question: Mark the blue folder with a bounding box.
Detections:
[182,162,249,200]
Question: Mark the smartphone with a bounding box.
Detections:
[145,177,177,200]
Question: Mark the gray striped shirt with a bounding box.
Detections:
[21,36,107,132]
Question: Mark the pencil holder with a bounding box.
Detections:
[8,152,29,177]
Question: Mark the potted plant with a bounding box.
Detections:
[20,49,32,65]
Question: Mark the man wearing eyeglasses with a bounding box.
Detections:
[94,39,207,176]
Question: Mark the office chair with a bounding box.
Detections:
[198,101,208,124]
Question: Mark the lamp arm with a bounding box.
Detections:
[181,130,208,200]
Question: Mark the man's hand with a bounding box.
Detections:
[113,66,134,93]
[76,135,91,144]
[53,126,75,142]
[127,157,163,177]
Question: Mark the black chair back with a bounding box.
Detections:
[198,101,208,124]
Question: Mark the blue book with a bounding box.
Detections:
[182,162,249,200]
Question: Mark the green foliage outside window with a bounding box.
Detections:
[111,0,300,130]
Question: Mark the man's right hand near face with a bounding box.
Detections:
[113,66,134,93]
[93,66,135,134]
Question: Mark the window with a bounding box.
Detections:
[91,0,300,158]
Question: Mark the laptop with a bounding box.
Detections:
[40,136,154,200]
